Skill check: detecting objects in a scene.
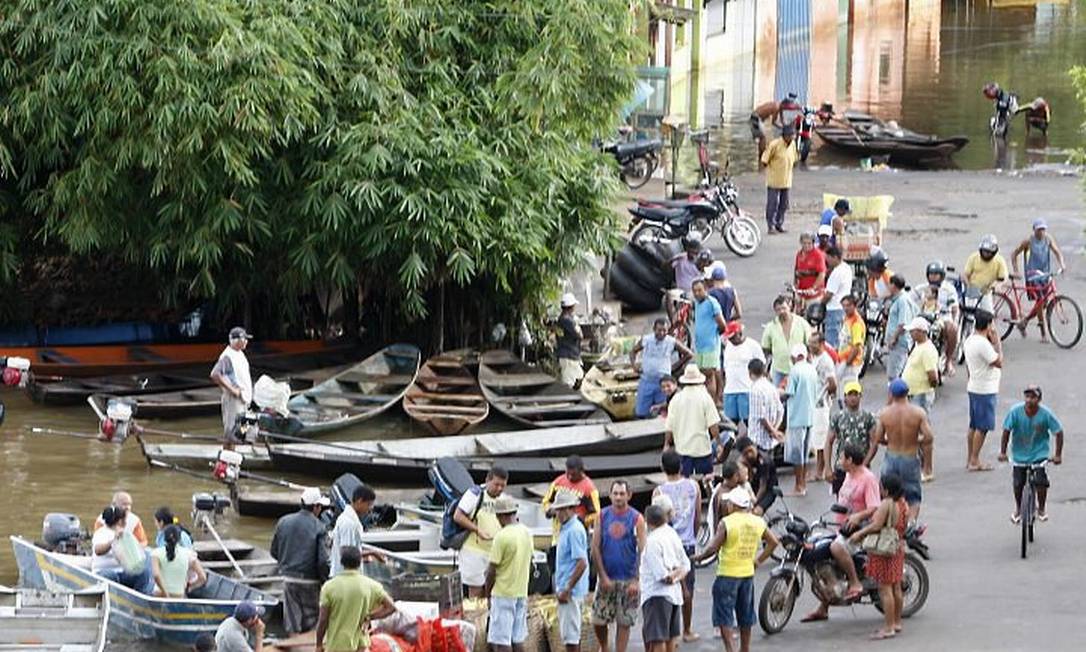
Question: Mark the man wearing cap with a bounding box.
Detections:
[316,546,396,652]
[866,379,934,521]
[215,601,265,652]
[630,318,693,419]
[824,381,877,494]
[902,317,940,418]
[270,487,330,633]
[692,488,779,652]
[783,343,819,496]
[999,385,1064,523]
[722,321,764,429]
[964,311,1003,472]
[707,262,742,322]
[557,293,584,388]
[486,496,535,652]
[664,364,722,478]
[816,223,835,253]
[761,124,798,234]
[692,279,727,404]
[550,490,590,652]
[638,503,690,652]
[210,327,253,442]
[1011,218,1067,343]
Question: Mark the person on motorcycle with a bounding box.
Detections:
[1016,97,1051,136]
[1010,218,1067,343]
[793,232,827,311]
[865,247,894,300]
[820,198,850,236]
[801,443,881,624]
[963,234,1008,314]
[911,261,960,377]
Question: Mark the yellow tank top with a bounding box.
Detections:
[716,511,767,578]
[463,491,502,555]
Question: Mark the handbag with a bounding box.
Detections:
[862,500,901,557]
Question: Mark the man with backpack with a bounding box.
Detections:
[451,466,509,597]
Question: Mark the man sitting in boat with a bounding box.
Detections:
[270,487,331,634]
[93,491,148,546]
[216,601,266,652]
[92,505,154,592]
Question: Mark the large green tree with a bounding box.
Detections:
[0,0,643,343]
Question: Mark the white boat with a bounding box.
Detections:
[0,585,109,652]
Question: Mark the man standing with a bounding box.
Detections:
[542,455,601,571]
[821,247,853,348]
[808,333,837,483]
[485,497,534,652]
[592,481,646,652]
[329,485,381,577]
[884,275,917,379]
[630,319,692,419]
[315,547,396,652]
[837,295,866,385]
[551,491,590,652]
[638,504,690,652]
[1011,218,1067,341]
[866,379,934,521]
[653,450,701,643]
[707,263,742,322]
[902,317,940,417]
[999,385,1064,522]
[783,344,818,496]
[746,359,784,456]
[215,601,265,652]
[269,487,330,634]
[557,293,584,388]
[824,381,878,495]
[722,321,764,430]
[664,364,721,478]
[210,327,253,442]
[453,466,509,598]
[691,279,726,403]
[760,125,798,234]
[735,436,779,516]
[964,312,1003,472]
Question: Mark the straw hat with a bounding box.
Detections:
[678,364,706,385]
[493,496,519,515]
[547,490,580,515]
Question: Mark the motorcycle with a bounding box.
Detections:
[630,180,760,257]
[794,106,817,162]
[600,126,662,189]
[758,503,930,635]
[989,92,1019,139]
[949,266,983,363]
[860,297,888,378]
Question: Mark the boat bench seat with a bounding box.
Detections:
[300,392,397,404]
[406,404,487,414]
[37,349,80,364]
[408,390,484,402]
[339,373,416,385]
[507,404,596,416]
[496,393,585,404]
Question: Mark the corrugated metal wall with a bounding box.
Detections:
[774,0,812,104]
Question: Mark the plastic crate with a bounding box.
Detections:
[389,571,463,619]
[823,193,894,229]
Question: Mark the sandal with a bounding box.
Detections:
[1037,512,1049,522]
[801,611,829,623]
[844,587,864,601]
[871,630,897,640]
[1010,513,1021,525]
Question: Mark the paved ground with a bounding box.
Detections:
[594,165,1086,651]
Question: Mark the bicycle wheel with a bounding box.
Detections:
[991,292,1016,341]
[1046,294,1083,349]
[1020,479,1034,559]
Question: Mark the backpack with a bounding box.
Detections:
[439,485,483,550]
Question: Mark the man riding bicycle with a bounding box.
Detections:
[910,261,960,377]
[963,234,1008,314]
[1010,218,1067,343]
[998,385,1064,523]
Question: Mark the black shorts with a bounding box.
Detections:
[1013,465,1049,493]
[642,597,682,643]
[749,114,764,140]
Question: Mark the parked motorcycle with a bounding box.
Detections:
[758,504,930,635]
[794,106,817,162]
[631,180,760,257]
[600,126,662,189]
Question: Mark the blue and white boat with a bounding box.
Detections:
[11,536,278,647]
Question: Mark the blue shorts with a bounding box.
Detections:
[882,452,922,506]
[712,576,756,628]
[968,392,997,432]
[783,426,811,466]
[680,454,714,477]
[635,377,666,418]
[823,309,845,349]
[723,393,750,421]
[487,596,528,646]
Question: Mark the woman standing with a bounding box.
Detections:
[151,525,206,598]
[850,474,908,640]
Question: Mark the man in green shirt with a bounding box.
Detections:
[485,496,534,652]
[315,546,396,652]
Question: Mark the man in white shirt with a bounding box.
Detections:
[639,504,690,652]
[721,321,765,431]
[210,327,253,442]
[963,312,1003,471]
[821,246,853,349]
[329,485,386,576]
[807,333,837,483]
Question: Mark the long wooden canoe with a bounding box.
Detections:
[478,350,610,428]
[403,350,488,435]
[579,336,642,421]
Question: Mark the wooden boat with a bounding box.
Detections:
[579,336,642,420]
[29,371,210,406]
[139,440,273,471]
[232,485,430,520]
[0,585,108,652]
[814,111,969,165]
[11,536,277,647]
[403,350,488,435]
[478,350,610,427]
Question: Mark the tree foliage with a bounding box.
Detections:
[0,0,643,340]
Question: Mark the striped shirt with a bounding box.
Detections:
[747,377,783,450]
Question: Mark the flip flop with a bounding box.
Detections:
[1010,513,1021,525]
[1037,512,1049,522]
[921,473,935,483]
[871,630,897,640]
[844,587,864,601]
[967,464,994,472]
[682,632,701,642]
[801,611,829,623]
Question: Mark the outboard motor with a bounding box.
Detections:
[191,492,231,527]
[41,513,86,554]
[99,398,138,443]
[428,457,476,505]
[229,412,262,444]
[2,356,31,388]
[212,448,245,483]
[331,473,365,514]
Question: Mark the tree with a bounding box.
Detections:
[0,0,644,344]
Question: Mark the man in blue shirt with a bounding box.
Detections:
[550,490,589,651]
[883,275,917,379]
[783,344,819,496]
[998,385,1064,523]
[630,318,693,418]
[820,198,850,232]
[692,279,726,405]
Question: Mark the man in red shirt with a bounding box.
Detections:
[794,232,827,312]
[542,455,602,541]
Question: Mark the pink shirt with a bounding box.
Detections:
[837,467,881,525]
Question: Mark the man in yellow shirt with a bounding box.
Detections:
[315,546,396,652]
[837,295,866,385]
[902,317,940,414]
[760,125,798,234]
[485,497,535,652]
[964,234,1008,312]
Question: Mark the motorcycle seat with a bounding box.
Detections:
[630,205,690,221]
[638,197,714,211]
[613,139,662,159]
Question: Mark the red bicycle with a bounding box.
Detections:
[990,271,1082,348]
[666,292,694,349]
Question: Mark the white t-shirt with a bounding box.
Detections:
[91,526,122,573]
[638,525,689,607]
[825,263,854,311]
[964,334,1001,394]
[723,339,766,394]
[811,351,836,407]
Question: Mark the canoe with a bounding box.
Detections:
[29,371,211,407]
[814,111,969,165]
[138,441,273,471]
[4,338,354,378]
[0,584,108,652]
[232,485,430,520]
[403,350,488,435]
[478,350,610,427]
[11,536,277,647]
[579,336,643,421]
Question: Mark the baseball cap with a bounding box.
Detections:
[1032,218,1048,230]
[228,327,253,341]
[722,487,752,509]
[843,380,863,395]
[234,601,265,621]
[907,317,930,332]
[817,224,833,237]
[560,293,579,308]
[300,487,330,507]
[790,343,808,359]
[724,321,743,338]
[711,266,727,281]
[1023,384,1043,399]
[889,378,909,398]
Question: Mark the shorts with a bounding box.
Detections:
[683,545,697,593]
[221,395,247,440]
[837,364,860,386]
[783,427,811,466]
[810,405,830,450]
[557,598,583,645]
[458,549,489,587]
[823,309,845,349]
[723,393,750,422]
[711,576,756,628]
[886,346,908,380]
[560,358,585,388]
[635,377,667,418]
[909,391,934,414]
[641,597,682,643]
[749,114,764,140]
[882,452,922,506]
[680,454,714,478]
[696,348,722,370]
[968,392,997,431]
[591,580,640,627]
[1012,464,1050,493]
[487,596,528,646]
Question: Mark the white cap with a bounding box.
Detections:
[817,224,833,236]
[722,487,752,509]
[560,293,579,308]
[300,487,330,507]
[907,317,931,332]
[790,343,808,359]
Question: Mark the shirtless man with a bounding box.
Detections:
[865,379,934,521]
[749,101,781,158]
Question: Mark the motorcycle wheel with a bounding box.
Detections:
[723,218,759,258]
[629,224,668,250]
[621,154,656,190]
[738,213,762,243]
[758,575,798,635]
[859,330,879,379]
[900,554,930,618]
